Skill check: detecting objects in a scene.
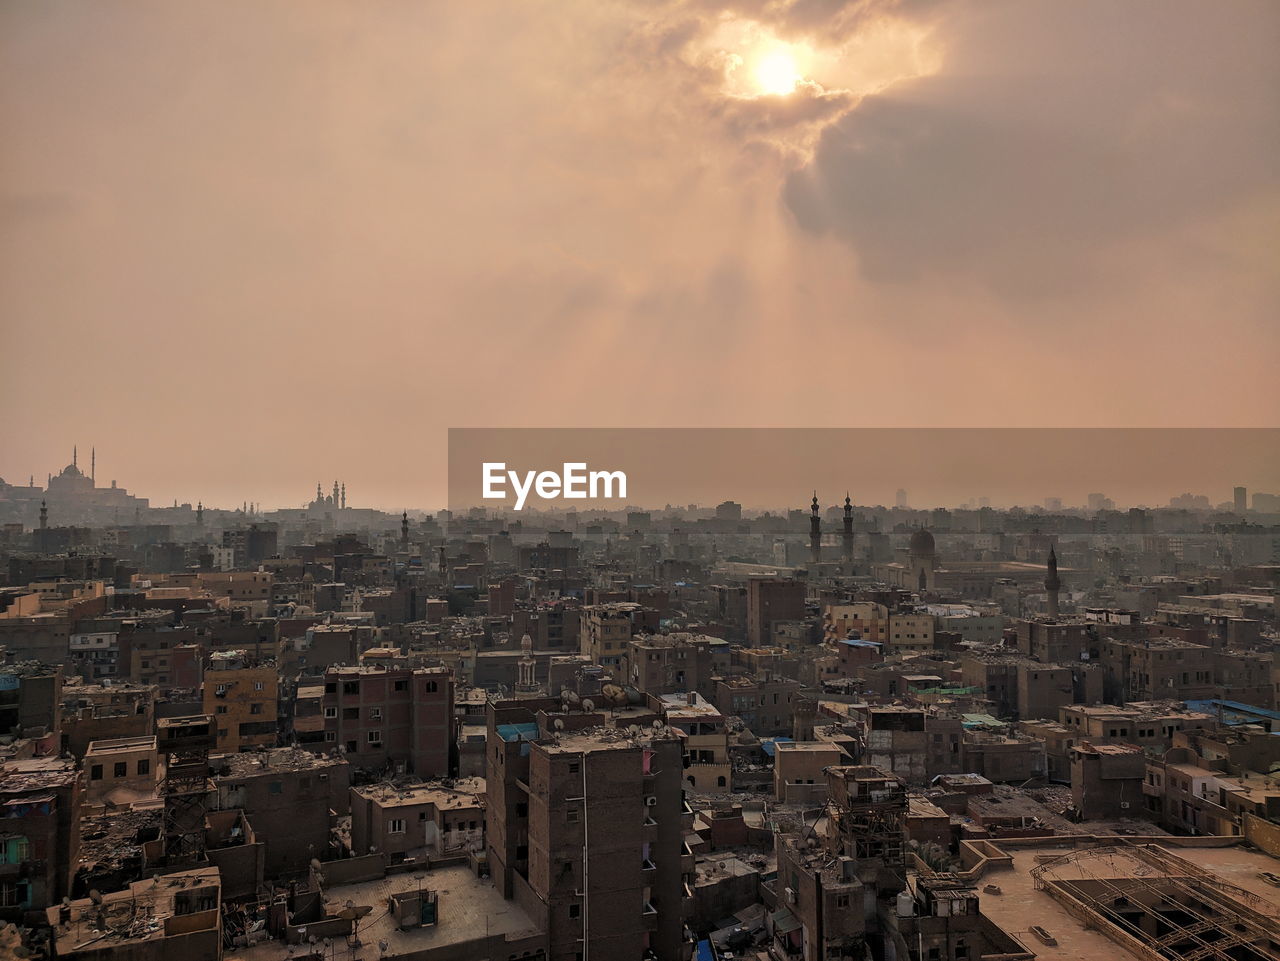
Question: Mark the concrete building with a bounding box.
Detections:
[202,651,278,753]
[747,577,805,648]
[47,867,220,961]
[660,692,732,793]
[773,741,846,803]
[0,756,81,917]
[320,665,454,776]
[349,777,485,860]
[83,735,158,809]
[486,696,691,961]
[211,747,350,878]
[1070,741,1146,820]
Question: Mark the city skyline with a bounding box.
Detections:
[3,0,1278,501]
[7,431,1279,515]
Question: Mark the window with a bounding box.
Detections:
[370,708,383,720]
[324,707,338,719]
[835,894,850,908]
[347,741,358,753]
[216,705,228,714]
[0,838,29,865]
[268,781,283,794]
[254,680,265,691]
[250,703,263,715]
[567,808,579,823]
[394,679,407,691]
[388,819,406,834]
[90,765,103,781]
[114,762,127,778]
[568,904,581,919]
[568,762,580,774]
[343,681,360,695]
[368,730,382,744]
[137,759,150,775]
[425,681,438,693]
[324,732,336,742]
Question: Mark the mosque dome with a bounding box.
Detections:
[908,528,935,554]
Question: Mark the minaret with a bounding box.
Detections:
[91,448,96,484]
[39,500,48,530]
[341,484,346,509]
[316,482,323,504]
[196,501,204,527]
[73,446,78,471]
[809,491,822,565]
[516,633,537,692]
[401,511,409,547]
[842,492,854,562]
[332,480,340,505]
[1045,545,1062,620]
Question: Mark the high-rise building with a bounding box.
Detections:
[746,576,805,647]
[486,697,690,961]
[1234,486,1247,512]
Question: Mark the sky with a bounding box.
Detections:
[2,0,1277,510]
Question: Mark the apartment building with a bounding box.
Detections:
[320,665,454,776]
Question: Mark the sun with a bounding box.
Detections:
[753,50,800,96]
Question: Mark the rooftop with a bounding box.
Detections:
[212,746,346,777]
[354,777,486,809]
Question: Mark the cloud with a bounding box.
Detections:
[783,0,1280,296]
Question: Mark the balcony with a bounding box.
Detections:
[641,901,659,931]
[641,858,657,884]
[680,844,695,875]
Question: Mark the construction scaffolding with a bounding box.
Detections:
[1031,844,1280,961]
[824,766,907,882]
[157,715,216,866]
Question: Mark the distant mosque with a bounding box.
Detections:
[802,491,1066,600]
[0,447,150,527]
[307,480,348,512]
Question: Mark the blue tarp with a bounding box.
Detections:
[496,722,538,742]
[695,940,715,961]
[760,737,793,758]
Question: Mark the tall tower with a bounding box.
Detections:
[332,480,340,505]
[39,500,47,530]
[72,446,77,471]
[196,501,204,527]
[90,447,95,484]
[842,493,854,563]
[809,492,822,565]
[401,510,409,547]
[516,634,537,692]
[1045,545,1062,619]
[341,483,347,509]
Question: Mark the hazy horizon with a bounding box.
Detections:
[3,1,1278,507]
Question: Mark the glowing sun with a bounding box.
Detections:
[753,50,800,95]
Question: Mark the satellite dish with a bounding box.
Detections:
[581,699,594,712]
[553,718,565,731]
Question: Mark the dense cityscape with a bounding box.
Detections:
[4,0,1278,958]
[0,455,1277,961]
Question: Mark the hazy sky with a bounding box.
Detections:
[2,0,1277,510]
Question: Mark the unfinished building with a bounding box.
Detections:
[1033,844,1280,961]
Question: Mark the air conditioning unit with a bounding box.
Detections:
[644,796,658,807]
[1120,802,1130,809]
[785,887,797,904]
